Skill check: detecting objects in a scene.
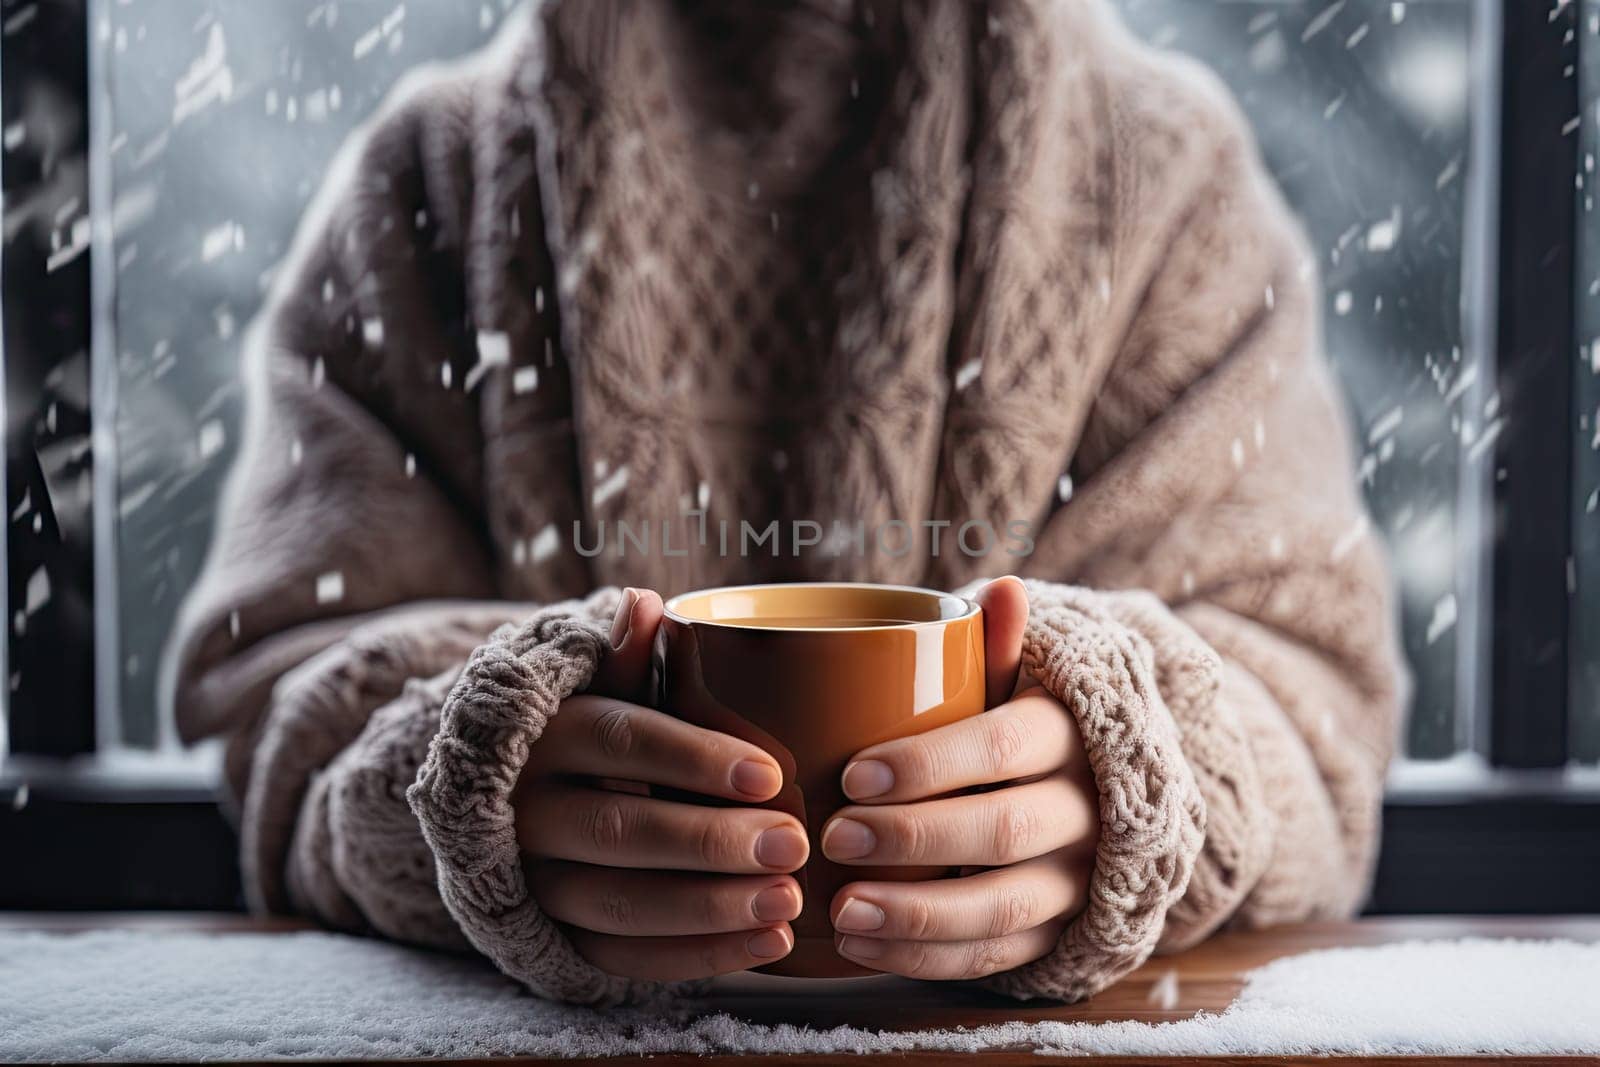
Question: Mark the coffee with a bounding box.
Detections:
[700,617,910,629]
[657,583,985,978]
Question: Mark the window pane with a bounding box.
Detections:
[1113,0,1483,759]
[99,3,514,745]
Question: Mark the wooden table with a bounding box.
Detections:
[4,914,1597,1066]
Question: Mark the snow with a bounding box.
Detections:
[1301,2,1346,44]
[352,5,406,61]
[529,523,560,563]
[592,464,630,507]
[1148,968,1180,1011]
[23,567,50,615]
[199,221,243,262]
[0,933,1596,1061]
[954,359,983,391]
[197,420,226,461]
[172,25,232,124]
[314,571,344,604]
[1365,207,1402,252]
[1425,592,1457,644]
[1367,405,1403,444]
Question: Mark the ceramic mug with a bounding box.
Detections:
[656,582,985,978]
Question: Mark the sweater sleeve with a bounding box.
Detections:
[406,589,683,1005]
[981,37,1405,1001]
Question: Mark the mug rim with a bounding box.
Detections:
[661,581,980,633]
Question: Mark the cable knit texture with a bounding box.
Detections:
[166,0,1404,1008]
[406,591,654,1006]
[982,583,1208,1000]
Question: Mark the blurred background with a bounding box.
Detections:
[3,0,1597,912]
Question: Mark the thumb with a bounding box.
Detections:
[976,575,1028,708]
[589,587,664,703]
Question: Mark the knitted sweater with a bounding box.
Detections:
[166,0,1404,1006]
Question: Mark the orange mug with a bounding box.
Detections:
[656,582,985,977]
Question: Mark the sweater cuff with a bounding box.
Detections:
[979,580,1207,1002]
[407,588,661,1006]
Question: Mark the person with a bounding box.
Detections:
[165,0,1404,1006]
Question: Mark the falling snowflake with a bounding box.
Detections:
[1367,406,1403,445]
[198,420,226,461]
[200,221,244,262]
[593,465,630,507]
[24,567,50,615]
[1425,594,1457,645]
[529,524,560,563]
[955,360,982,391]
[1330,515,1369,562]
[353,4,406,60]
[1365,207,1403,252]
[315,571,345,604]
[1148,969,1181,1011]
[173,24,232,124]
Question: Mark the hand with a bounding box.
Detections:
[517,588,808,982]
[824,576,1098,980]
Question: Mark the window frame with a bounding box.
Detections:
[1485,0,1578,769]
[1,0,97,759]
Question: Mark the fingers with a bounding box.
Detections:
[836,919,1063,981]
[829,851,1087,942]
[535,695,783,802]
[570,924,795,982]
[589,587,664,702]
[530,861,802,936]
[977,575,1028,707]
[841,687,1078,804]
[822,771,1095,867]
[518,782,809,874]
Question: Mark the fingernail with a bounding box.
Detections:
[821,818,876,861]
[755,826,808,869]
[752,884,801,923]
[731,759,781,799]
[833,897,885,932]
[609,588,638,650]
[842,759,894,800]
[836,935,883,960]
[747,927,793,960]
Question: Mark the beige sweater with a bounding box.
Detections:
[166,0,1404,1006]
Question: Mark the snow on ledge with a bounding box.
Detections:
[1,930,1596,1059]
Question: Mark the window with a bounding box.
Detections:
[2,0,1597,911]
[1114,0,1486,763]
[101,1,516,749]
